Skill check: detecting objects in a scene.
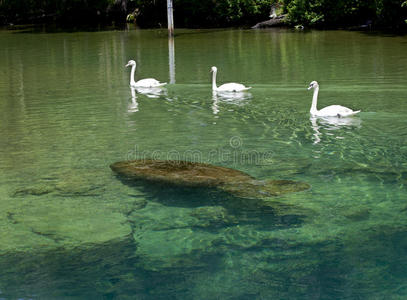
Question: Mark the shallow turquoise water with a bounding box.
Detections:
[1,27,407,299]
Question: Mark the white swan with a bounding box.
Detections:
[308,81,360,117]
[211,66,251,92]
[125,60,166,88]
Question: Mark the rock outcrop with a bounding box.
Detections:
[252,15,287,29]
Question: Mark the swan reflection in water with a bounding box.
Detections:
[128,86,169,113]
[128,87,139,113]
[212,91,252,114]
[135,87,167,98]
[310,116,362,144]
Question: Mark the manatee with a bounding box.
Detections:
[110,159,310,199]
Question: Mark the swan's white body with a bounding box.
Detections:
[308,81,360,117]
[126,60,166,88]
[211,66,251,92]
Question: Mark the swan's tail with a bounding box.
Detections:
[338,110,361,118]
[342,110,361,117]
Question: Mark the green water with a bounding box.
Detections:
[1,27,407,299]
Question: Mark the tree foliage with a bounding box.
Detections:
[127,0,407,29]
[0,0,125,25]
[131,0,273,28]
[0,0,406,29]
[401,0,407,22]
[283,0,407,29]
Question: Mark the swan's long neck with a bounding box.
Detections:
[310,86,319,115]
[130,64,136,86]
[212,70,217,91]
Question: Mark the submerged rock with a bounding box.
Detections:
[12,170,106,198]
[190,206,238,228]
[13,186,54,197]
[0,237,138,298]
[4,168,140,255]
[110,159,310,199]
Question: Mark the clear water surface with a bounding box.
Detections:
[1,27,407,299]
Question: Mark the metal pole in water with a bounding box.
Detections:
[167,0,175,82]
[168,37,176,84]
[167,0,174,37]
